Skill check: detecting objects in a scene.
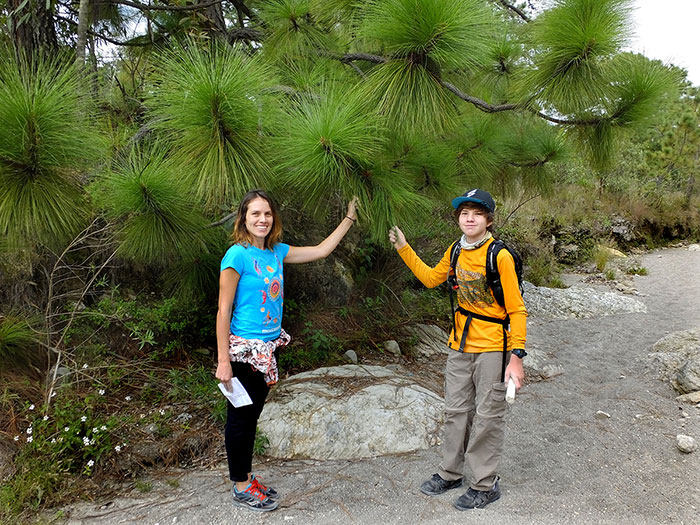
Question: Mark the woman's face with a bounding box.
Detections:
[245,197,273,244]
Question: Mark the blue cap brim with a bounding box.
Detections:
[451,196,491,210]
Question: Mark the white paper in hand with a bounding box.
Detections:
[505,378,516,404]
[218,378,253,407]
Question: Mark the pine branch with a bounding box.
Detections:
[340,53,619,127]
[493,0,531,22]
[55,14,160,46]
[92,0,223,12]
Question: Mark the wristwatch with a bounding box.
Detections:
[511,348,527,359]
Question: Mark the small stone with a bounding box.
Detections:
[688,244,700,252]
[619,374,626,379]
[676,434,697,453]
[384,340,402,356]
[595,411,611,419]
[676,391,700,404]
[343,349,358,364]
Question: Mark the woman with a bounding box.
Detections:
[215,189,358,512]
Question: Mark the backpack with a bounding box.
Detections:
[446,238,524,381]
[447,238,523,307]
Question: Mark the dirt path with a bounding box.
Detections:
[59,247,700,525]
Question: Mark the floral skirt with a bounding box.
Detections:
[228,329,291,386]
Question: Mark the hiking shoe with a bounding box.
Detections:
[420,473,463,496]
[251,474,278,499]
[453,480,501,510]
[233,482,279,512]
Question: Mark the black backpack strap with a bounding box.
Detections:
[447,241,461,343]
[486,240,506,307]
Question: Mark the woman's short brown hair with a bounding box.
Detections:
[232,189,283,249]
[454,202,495,232]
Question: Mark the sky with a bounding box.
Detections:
[629,0,700,85]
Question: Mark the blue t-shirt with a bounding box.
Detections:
[220,242,290,341]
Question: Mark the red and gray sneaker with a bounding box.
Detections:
[233,482,279,512]
[252,474,279,500]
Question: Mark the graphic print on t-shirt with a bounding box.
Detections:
[456,268,494,306]
[259,252,284,329]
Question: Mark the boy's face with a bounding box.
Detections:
[457,205,492,243]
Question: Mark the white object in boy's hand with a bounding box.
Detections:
[218,377,253,407]
[505,378,516,404]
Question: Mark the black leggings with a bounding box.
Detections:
[225,361,270,482]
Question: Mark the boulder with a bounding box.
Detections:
[647,328,700,394]
[0,435,16,482]
[258,365,444,460]
[403,324,450,358]
[523,282,647,320]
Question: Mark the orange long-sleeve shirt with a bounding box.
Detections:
[397,238,527,353]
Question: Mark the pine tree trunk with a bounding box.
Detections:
[8,0,58,60]
[76,0,91,66]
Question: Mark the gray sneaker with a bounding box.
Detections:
[420,473,464,496]
[453,480,501,510]
[233,482,279,512]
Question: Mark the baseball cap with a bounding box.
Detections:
[451,189,495,212]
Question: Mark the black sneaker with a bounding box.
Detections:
[251,474,279,499]
[420,473,464,496]
[453,480,501,510]
[233,482,279,512]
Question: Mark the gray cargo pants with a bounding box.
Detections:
[438,349,508,491]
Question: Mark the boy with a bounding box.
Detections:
[388,188,527,510]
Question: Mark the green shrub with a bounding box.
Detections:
[0,315,40,369]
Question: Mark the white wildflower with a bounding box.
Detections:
[87,459,94,467]
[27,436,33,443]
[51,438,56,444]
[29,404,35,410]
[92,427,99,434]
[125,396,132,401]
[81,416,87,422]
[100,425,107,431]
[13,436,19,441]
[64,426,70,432]
[82,364,88,369]
[159,409,165,416]
[26,427,32,435]
[90,438,95,445]
[114,445,121,452]
[83,436,90,446]
[43,415,49,421]
[98,389,105,395]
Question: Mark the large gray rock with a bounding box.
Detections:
[648,328,700,394]
[0,436,15,482]
[403,323,450,358]
[523,282,647,320]
[258,365,444,460]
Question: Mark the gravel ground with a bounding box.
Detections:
[57,247,700,525]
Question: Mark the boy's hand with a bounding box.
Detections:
[504,358,525,390]
[388,226,407,250]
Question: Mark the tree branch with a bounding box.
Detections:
[340,53,610,127]
[55,14,160,46]
[93,0,222,12]
[340,53,388,65]
[493,0,531,22]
